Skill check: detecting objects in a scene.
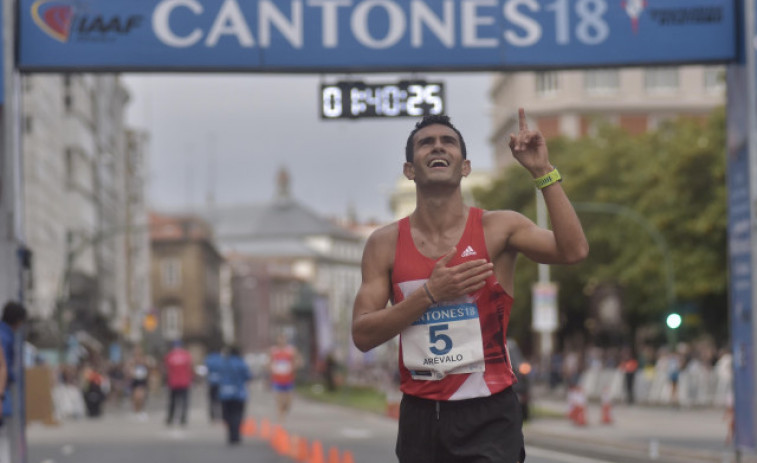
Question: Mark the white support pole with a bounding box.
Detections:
[535,190,554,368]
[1,1,28,461]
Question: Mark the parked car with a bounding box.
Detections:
[507,339,531,421]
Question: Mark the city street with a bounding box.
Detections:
[27,380,743,463]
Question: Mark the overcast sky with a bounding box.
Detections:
[122,72,496,223]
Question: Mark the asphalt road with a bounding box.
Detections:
[25,381,631,463]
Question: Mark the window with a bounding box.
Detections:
[162,306,183,340]
[161,258,182,288]
[535,72,559,97]
[64,148,74,189]
[644,67,679,93]
[64,147,93,192]
[63,74,73,112]
[584,69,619,94]
[703,66,725,93]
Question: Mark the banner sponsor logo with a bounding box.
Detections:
[32,0,144,43]
[32,0,75,42]
[622,0,646,33]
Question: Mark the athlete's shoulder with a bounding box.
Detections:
[481,209,530,227]
[369,220,400,239]
[364,220,400,249]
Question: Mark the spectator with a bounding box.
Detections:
[205,348,224,422]
[163,340,193,426]
[218,346,252,445]
[666,350,682,407]
[126,346,151,421]
[81,365,108,418]
[620,348,639,404]
[0,301,27,461]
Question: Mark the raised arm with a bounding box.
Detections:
[507,108,589,264]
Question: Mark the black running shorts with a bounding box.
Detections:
[396,387,526,463]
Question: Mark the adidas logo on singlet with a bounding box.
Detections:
[461,245,477,257]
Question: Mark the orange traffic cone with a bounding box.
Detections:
[342,450,355,463]
[260,418,272,439]
[241,417,257,437]
[327,446,340,463]
[272,426,291,455]
[567,386,587,426]
[296,437,310,462]
[289,435,301,458]
[280,429,292,455]
[600,388,613,425]
[310,440,325,463]
[575,403,587,426]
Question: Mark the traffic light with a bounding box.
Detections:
[666,313,682,330]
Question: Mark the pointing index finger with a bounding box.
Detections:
[518,107,527,131]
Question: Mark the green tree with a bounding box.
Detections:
[475,109,727,350]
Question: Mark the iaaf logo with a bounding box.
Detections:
[622,0,647,33]
[31,0,74,42]
[31,0,143,43]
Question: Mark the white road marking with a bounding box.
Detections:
[339,428,372,439]
[527,447,613,463]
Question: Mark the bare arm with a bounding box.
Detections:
[351,226,493,352]
[507,108,589,264]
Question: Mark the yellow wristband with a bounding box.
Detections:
[534,168,562,189]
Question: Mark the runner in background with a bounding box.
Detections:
[268,333,302,423]
[126,346,151,421]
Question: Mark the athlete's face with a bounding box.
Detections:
[404,124,470,185]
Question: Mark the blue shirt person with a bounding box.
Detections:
[218,346,252,445]
[0,301,28,418]
[0,301,28,463]
[204,350,224,421]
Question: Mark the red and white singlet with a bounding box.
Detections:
[270,346,296,386]
[392,207,517,401]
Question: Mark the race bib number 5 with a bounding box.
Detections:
[401,302,485,381]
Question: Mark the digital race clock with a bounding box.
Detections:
[320,81,445,120]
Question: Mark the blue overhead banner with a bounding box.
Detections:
[18,0,738,72]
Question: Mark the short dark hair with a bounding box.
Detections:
[405,114,467,163]
[2,301,27,326]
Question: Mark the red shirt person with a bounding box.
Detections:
[269,334,302,422]
[164,340,194,426]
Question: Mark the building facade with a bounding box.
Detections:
[489,66,725,171]
[200,168,363,367]
[149,212,224,360]
[124,129,152,343]
[21,74,146,360]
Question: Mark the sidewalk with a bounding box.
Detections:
[525,393,752,463]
